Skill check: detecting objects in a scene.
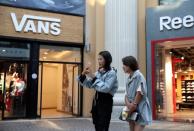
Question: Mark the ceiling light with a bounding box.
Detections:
[188,62,192,71]
[2,49,6,52]
[188,67,192,71]
[183,71,188,74]
[178,68,182,72]
[175,73,177,78]
[181,56,184,60]
[44,52,48,55]
[160,69,164,73]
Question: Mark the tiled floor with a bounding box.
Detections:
[158,109,194,122]
[0,108,74,119]
[41,109,73,118]
[0,118,194,131]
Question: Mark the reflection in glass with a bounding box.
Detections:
[0,41,30,60]
[155,45,166,119]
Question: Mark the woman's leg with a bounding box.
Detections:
[134,124,145,131]
[95,124,109,131]
[129,121,135,131]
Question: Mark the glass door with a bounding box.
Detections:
[0,61,28,119]
[38,45,82,118]
[155,45,167,119]
[72,65,80,115]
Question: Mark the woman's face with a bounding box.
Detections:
[122,64,132,74]
[98,55,105,68]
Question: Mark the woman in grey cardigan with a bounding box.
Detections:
[122,56,152,131]
[78,51,118,131]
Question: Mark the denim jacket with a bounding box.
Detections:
[78,68,118,96]
[126,70,152,125]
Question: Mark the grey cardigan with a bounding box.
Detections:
[126,70,152,125]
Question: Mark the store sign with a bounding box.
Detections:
[10,13,61,36]
[0,5,83,44]
[160,15,194,31]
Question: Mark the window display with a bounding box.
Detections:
[0,62,28,118]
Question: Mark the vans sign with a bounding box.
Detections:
[10,12,61,36]
[160,15,194,31]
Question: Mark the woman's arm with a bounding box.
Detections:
[125,91,142,114]
[90,70,117,93]
[77,66,94,88]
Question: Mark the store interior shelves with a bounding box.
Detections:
[181,80,194,103]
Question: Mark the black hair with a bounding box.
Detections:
[99,51,112,71]
[122,56,139,71]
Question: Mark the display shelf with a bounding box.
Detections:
[181,80,194,103]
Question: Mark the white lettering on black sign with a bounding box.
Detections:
[10,12,61,36]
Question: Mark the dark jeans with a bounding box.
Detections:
[95,125,109,131]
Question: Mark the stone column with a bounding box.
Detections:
[105,0,138,105]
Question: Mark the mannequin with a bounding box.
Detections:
[10,72,25,96]
[9,72,26,115]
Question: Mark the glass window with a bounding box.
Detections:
[0,41,30,60]
[39,45,81,63]
[1,62,28,118]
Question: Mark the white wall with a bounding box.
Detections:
[42,64,58,108]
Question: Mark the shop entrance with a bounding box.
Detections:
[38,63,80,118]
[38,45,82,118]
[152,38,194,121]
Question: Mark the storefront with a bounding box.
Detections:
[146,0,194,121]
[0,5,84,120]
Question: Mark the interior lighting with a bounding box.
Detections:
[2,49,6,52]
[183,71,188,74]
[44,52,48,55]
[43,57,47,59]
[188,63,192,71]
[177,68,182,72]
[188,66,192,71]
[181,56,184,60]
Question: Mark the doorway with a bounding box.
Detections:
[152,38,194,121]
[38,63,80,118]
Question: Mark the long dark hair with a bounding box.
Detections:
[122,56,139,71]
[99,51,112,71]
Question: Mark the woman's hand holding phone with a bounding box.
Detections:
[82,63,95,78]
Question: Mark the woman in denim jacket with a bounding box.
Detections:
[78,51,118,131]
[122,56,152,131]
